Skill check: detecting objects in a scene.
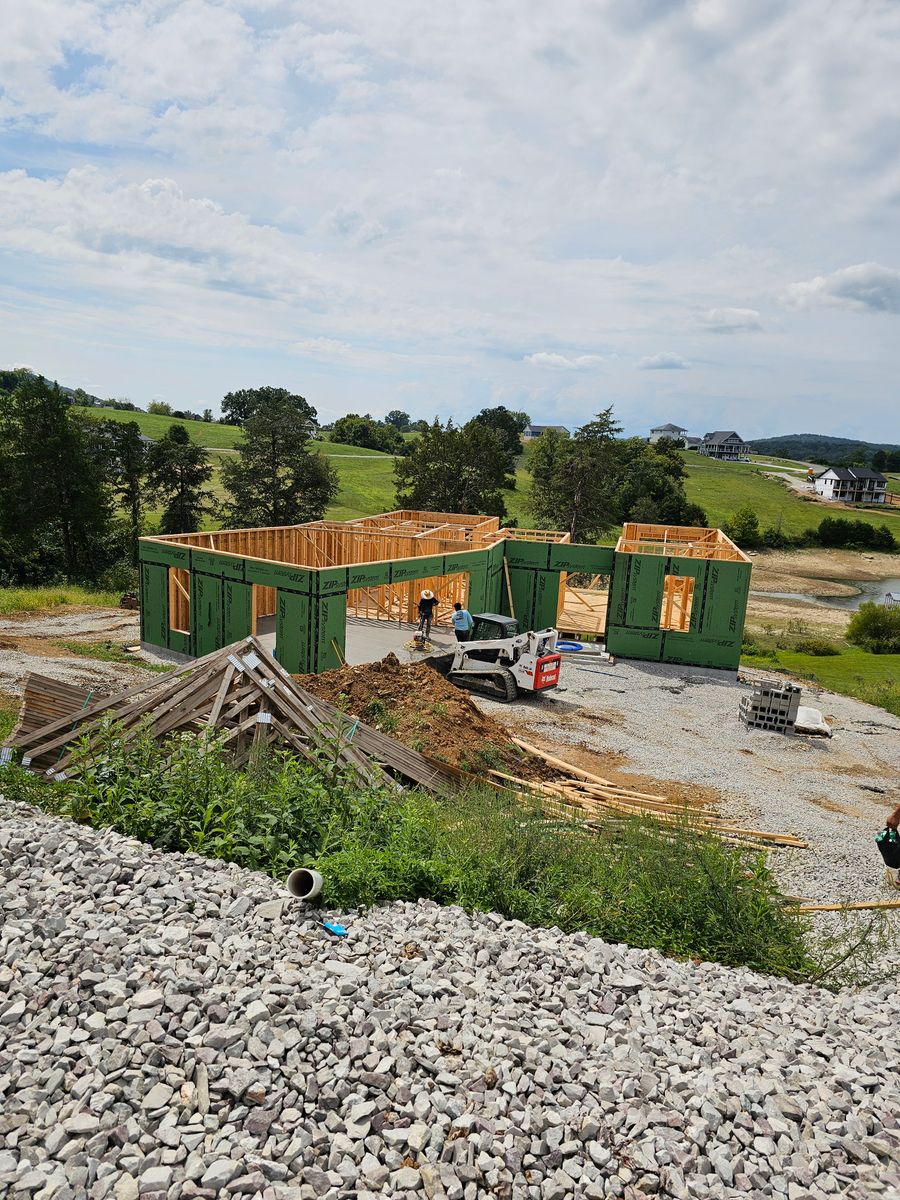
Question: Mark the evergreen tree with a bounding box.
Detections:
[393,420,512,518]
[100,420,147,559]
[0,375,112,579]
[529,408,622,540]
[145,426,214,533]
[220,391,338,526]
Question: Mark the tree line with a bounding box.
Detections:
[0,377,339,586]
[0,373,711,587]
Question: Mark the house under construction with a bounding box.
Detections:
[138,512,751,673]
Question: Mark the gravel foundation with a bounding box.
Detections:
[484,658,900,907]
[2,803,899,1200]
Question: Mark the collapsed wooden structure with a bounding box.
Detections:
[5,641,803,853]
[139,514,752,672]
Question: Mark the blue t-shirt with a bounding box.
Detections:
[451,608,474,631]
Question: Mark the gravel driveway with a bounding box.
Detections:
[480,658,900,908]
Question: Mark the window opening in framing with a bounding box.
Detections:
[660,574,694,632]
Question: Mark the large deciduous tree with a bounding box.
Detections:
[220,391,338,526]
[393,420,512,518]
[145,426,214,534]
[221,385,316,430]
[468,405,530,473]
[332,413,405,454]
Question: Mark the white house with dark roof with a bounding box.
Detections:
[814,467,888,504]
[648,422,688,444]
[697,431,750,460]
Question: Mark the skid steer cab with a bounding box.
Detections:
[427,613,562,702]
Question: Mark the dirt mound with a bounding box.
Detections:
[296,653,545,778]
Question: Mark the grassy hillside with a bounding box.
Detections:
[682,454,900,536]
[73,405,391,457]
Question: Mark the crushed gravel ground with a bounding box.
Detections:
[1,804,899,1200]
[0,609,153,695]
[483,658,900,908]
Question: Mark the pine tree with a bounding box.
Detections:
[0,375,112,579]
[145,426,214,533]
[220,391,338,526]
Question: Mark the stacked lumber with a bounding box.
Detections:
[486,737,808,852]
[5,639,806,852]
[6,638,456,794]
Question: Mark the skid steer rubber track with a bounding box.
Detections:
[447,666,518,703]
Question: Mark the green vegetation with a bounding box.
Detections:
[395,419,515,519]
[2,726,811,978]
[56,641,172,672]
[328,455,397,520]
[683,454,900,537]
[741,636,900,718]
[0,695,18,742]
[73,405,243,448]
[748,433,900,467]
[0,585,122,614]
[847,602,900,654]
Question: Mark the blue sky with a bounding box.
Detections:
[1,1,899,440]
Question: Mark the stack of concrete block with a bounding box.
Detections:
[739,680,801,734]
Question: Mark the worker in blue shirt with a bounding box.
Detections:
[451,602,474,642]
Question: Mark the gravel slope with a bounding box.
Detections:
[1,804,899,1200]
[486,658,900,907]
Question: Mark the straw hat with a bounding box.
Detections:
[421,589,434,599]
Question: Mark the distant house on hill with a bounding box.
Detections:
[684,436,703,450]
[648,422,688,444]
[523,424,570,439]
[814,467,887,505]
[698,431,749,461]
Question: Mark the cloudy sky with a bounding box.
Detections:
[1,1,899,438]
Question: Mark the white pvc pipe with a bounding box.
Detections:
[286,868,324,901]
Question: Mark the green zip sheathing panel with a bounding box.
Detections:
[139,529,749,673]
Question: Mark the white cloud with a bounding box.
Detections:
[700,307,763,333]
[638,352,689,370]
[0,2,899,436]
[524,352,604,370]
[785,263,900,314]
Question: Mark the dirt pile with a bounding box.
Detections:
[296,653,545,777]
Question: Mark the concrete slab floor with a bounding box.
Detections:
[255,615,459,668]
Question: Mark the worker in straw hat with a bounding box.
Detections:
[417,589,439,641]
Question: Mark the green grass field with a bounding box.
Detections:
[742,643,900,718]
[73,405,393,457]
[682,454,900,536]
[0,584,123,614]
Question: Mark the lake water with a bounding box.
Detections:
[752,577,900,611]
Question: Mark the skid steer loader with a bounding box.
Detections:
[427,613,561,702]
